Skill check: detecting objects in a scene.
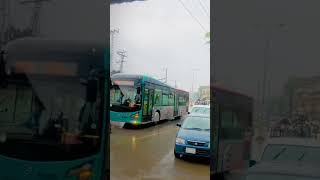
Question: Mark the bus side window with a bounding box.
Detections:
[154,89,162,105]
[162,93,169,106]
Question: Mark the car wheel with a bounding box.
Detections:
[174,151,181,159]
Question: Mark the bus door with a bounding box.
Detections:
[174,92,179,117]
[143,87,154,121]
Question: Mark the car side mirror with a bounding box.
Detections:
[188,112,190,114]
[176,123,181,127]
[249,160,257,167]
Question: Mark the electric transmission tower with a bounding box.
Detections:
[20,0,51,36]
[116,50,127,73]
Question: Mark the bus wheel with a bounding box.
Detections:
[153,112,160,124]
[213,173,225,180]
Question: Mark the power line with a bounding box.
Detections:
[177,0,207,33]
[198,0,209,19]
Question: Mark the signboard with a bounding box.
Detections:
[113,80,134,86]
[13,61,78,76]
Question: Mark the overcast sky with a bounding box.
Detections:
[214,0,320,100]
[10,0,320,101]
[9,0,107,43]
[111,0,210,92]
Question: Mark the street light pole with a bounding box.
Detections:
[253,23,287,121]
[191,68,200,96]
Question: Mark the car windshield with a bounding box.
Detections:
[261,144,320,162]
[110,82,142,112]
[0,48,105,161]
[182,116,210,131]
[190,107,210,115]
[246,174,319,180]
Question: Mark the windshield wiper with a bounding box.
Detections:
[184,128,203,131]
[272,148,287,160]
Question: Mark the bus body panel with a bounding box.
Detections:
[110,110,142,123]
[0,153,105,180]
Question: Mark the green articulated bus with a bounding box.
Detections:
[110,74,189,126]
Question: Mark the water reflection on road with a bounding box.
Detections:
[110,119,210,180]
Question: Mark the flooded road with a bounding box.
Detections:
[110,119,210,180]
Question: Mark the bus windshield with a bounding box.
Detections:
[0,46,105,161]
[110,82,142,112]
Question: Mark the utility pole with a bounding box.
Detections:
[157,68,168,83]
[165,68,168,83]
[191,68,200,93]
[0,0,9,47]
[110,28,119,71]
[116,50,127,73]
[20,0,51,36]
[253,23,287,121]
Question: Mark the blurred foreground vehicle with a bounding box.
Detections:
[245,161,320,180]
[0,38,109,180]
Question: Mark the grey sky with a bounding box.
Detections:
[9,0,107,43]
[111,0,210,92]
[214,0,320,99]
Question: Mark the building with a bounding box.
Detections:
[198,85,210,101]
[286,76,320,120]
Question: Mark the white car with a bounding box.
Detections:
[189,105,210,115]
[246,161,320,180]
[259,137,320,163]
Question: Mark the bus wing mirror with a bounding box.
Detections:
[86,79,98,103]
[0,50,8,88]
[176,123,181,127]
[249,160,257,167]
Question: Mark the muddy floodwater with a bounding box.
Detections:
[110,119,210,180]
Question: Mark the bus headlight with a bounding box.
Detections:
[131,113,139,120]
[175,137,185,145]
[79,169,92,180]
[67,162,93,180]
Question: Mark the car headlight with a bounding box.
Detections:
[175,137,185,145]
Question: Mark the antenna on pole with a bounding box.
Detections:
[20,0,51,36]
[110,28,119,71]
[116,50,127,73]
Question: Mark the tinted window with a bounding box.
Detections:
[182,116,210,130]
[261,144,320,162]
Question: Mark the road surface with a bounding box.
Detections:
[110,119,210,180]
